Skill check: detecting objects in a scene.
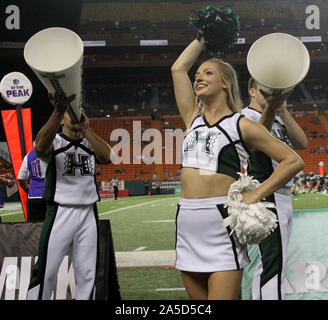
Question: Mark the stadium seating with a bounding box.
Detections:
[78,0,328,49]
[295,138,328,173]
[0,111,326,181]
[283,111,328,173]
[90,110,328,181]
[80,1,328,26]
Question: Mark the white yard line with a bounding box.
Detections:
[115,250,175,268]
[99,197,177,216]
[134,247,147,251]
[0,202,23,216]
[156,288,185,292]
[144,220,175,223]
[0,211,23,217]
[0,205,22,210]
[0,197,178,218]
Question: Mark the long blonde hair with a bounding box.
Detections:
[196,58,242,113]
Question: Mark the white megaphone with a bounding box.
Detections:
[24,27,84,123]
[247,33,310,95]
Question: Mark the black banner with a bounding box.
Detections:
[0,219,121,300]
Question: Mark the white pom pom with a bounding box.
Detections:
[223,172,278,245]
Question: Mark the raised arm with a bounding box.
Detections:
[258,91,290,131]
[275,102,308,150]
[171,38,205,129]
[240,117,304,204]
[34,93,76,157]
[259,93,307,150]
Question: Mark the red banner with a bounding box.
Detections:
[1,109,33,221]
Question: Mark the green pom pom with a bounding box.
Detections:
[188,6,240,55]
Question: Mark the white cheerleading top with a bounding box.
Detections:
[42,133,100,205]
[242,106,293,190]
[181,113,249,180]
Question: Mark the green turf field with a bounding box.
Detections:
[98,195,179,251]
[1,192,328,300]
[291,192,328,210]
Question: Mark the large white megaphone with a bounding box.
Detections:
[247,33,310,95]
[24,27,84,123]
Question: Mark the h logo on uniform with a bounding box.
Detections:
[184,131,219,155]
[64,153,93,176]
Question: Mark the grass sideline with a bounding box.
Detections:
[1,192,328,299]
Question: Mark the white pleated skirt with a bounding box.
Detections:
[175,197,250,273]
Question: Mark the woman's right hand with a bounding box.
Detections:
[241,190,262,205]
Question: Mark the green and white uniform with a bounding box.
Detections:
[27,133,100,300]
[175,113,250,272]
[242,106,293,300]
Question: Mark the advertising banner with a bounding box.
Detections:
[0,219,121,300]
[1,108,33,221]
[242,209,328,300]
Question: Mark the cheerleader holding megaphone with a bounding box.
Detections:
[172,5,304,300]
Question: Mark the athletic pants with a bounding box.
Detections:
[26,202,99,300]
[252,192,293,300]
[113,186,118,200]
[27,198,47,222]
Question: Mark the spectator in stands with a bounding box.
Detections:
[171,37,304,300]
[309,130,317,139]
[242,77,308,300]
[18,149,47,222]
[174,169,181,177]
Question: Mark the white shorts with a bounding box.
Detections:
[175,197,250,273]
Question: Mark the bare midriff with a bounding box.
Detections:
[180,167,236,199]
